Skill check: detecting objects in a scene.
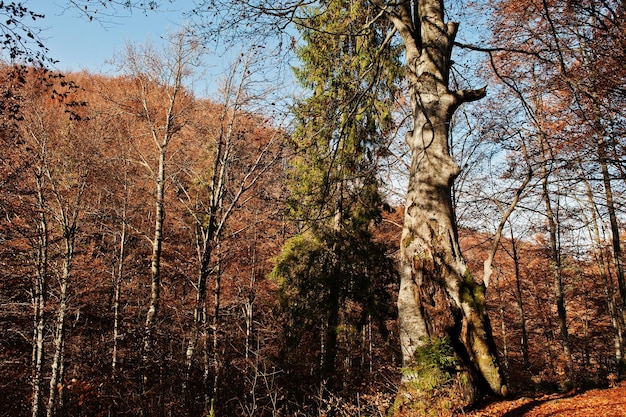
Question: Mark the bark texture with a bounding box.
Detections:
[389,0,505,399]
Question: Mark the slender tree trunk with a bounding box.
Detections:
[210,241,223,414]
[143,147,166,385]
[597,133,626,335]
[140,146,166,417]
[184,232,213,390]
[509,229,530,371]
[31,174,48,417]
[540,158,574,379]
[45,234,73,417]
[244,221,258,361]
[496,279,509,373]
[390,0,505,398]
[202,319,210,413]
[183,211,218,391]
[112,206,127,378]
[582,176,624,367]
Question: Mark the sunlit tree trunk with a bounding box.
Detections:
[45,226,76,417]
[112,190,127,378]
[143,145,165,369]
[389,0,505,398]
[31,171,48,417]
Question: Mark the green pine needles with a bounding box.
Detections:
[270,0,401,385]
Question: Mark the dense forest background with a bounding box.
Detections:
[0,0,625,416]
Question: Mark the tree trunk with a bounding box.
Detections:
[45,233,73,417]
[509,229,530,371]
[144,148,165,349]
[497,280,509,373]
[31,174,48,417]
[540,156,574,379]
[184,229,213,391]
[390,0,505,400]
[210,241,223,414]
[112,205,127,378]
[582,175,624,368]
[597,132,626,339]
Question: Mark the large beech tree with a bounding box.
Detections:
[387,1,504,398]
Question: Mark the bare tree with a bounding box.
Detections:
[176,46,285,412]
[109,32,198,396]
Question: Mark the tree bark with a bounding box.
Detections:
[582,175,624,368]
[509,229,530,371]
[143,147,165,366]
[45,230,73,417]
[390,0,505,398]
[112,199,127,378]
[31,172,48,417]
[183,225,213,391]
[539,149,574,379]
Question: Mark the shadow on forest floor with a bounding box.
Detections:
[499,397,561,417]
[466,382,626,417]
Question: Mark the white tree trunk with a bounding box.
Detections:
[31,175,48,417]
[45,238,72,417]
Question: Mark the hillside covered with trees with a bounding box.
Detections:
[0,0,625,416]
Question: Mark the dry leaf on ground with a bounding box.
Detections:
[465,381,626,416]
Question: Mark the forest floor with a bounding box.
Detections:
[464,381,626,416]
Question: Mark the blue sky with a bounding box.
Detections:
[31,2,294,99]
[35,1,187,73]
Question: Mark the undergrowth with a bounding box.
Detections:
[389,336,474,417]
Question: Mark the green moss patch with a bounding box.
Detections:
[389,337,475,416]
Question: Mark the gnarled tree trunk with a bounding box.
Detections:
[389,0,506,402]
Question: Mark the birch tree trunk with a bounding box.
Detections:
[143,146,165,369]
[388,0,505,399]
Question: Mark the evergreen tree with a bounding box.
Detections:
[271,0,400,388]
